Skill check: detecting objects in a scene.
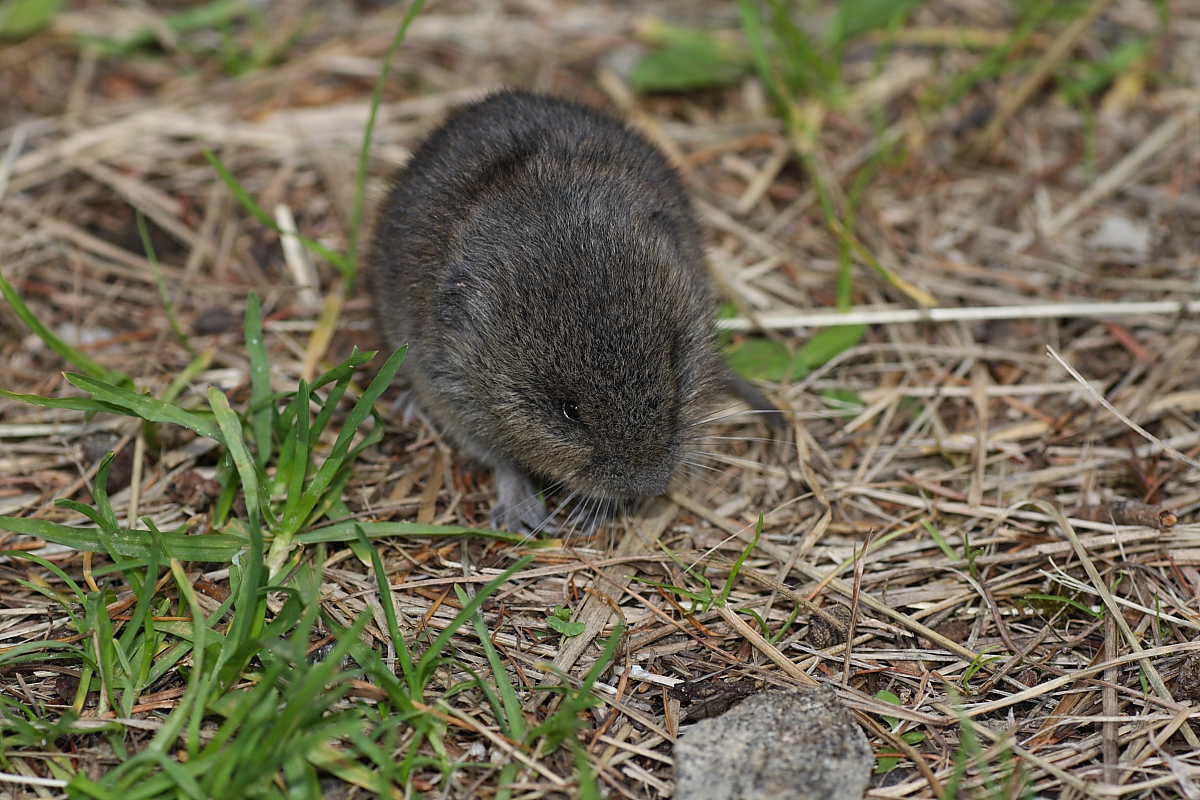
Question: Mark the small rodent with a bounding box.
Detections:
[368,90,779,532]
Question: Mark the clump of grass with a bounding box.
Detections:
[0,271,621,794]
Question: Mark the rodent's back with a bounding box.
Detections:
[368,90,723,501]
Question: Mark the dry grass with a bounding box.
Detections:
[2,0,1200,797]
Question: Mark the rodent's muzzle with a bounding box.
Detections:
[585,459,676,501]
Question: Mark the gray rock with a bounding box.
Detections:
[673,686,872,800]
[1087,214,1151,262]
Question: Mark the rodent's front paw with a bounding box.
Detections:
[490,500,555,535]
[492,464,554,535]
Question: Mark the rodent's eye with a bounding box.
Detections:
[561,401,582,423]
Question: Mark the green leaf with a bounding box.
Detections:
[631,24,750,92]
[1060,38,1150,105]
[79,0,251,56]
[415,555,535,685]
[0,516,245,562]
[545,615,586,638]
[63,373,221,440]
[0,0,63,39]
[820,388,864,417]
[726,337,792,381]
[726,324,866,382]
[875,755,901,774]
[359,526,416,693]
[922,519,961,562]
[834,0,925,43]
[0,388,126,415]
[795,324,866,369]
[739,0,801,114]
[208,386,265,529]
[277,381,311,521]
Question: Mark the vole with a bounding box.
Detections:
[368,90,779,532]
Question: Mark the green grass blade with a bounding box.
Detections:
[118,532,162,682]
[81,0,249,55]
[278,347,407,536]
[307,368,353,448]
[348,0,429,282]
[310,348,376,391]
[64,373,221,439]
[243,293,274,468]
[148,560,209,755]
[0,271,131,387]
[580,621,624,689]
[415,555,535,684]
[297,519,526,545]
[0,388,127,415]
[460,584,526,741]
[136,210,194,356]
[358,526,417,690]
[0,550,86,603]
[91,451,124,536]
[208,386,265,527]
[204,151,353,278]
[719,514,762,606]
[271,611,371,741]
[278,381,311,521]
[738,0,790,117]
[0,516,244,561]
[570,735,600,800]
[216,518,266,690]
[161,347,214,404]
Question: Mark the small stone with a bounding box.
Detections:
[673,686,872,800]
[1087,214,1150,261]
[192,306,239,336]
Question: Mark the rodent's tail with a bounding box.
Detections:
[721,368,786,429]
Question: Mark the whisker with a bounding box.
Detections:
[685,452,769,469]
[676,456,737,488]
[587,494,607,536]
[695,407,790,427]
[503,477,567,520]
[563,492,596,539]
[518,486,578,544]
[701,435,795,446]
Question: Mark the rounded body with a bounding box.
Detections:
[367,90,725,527]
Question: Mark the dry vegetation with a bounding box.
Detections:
[1,0,1199,797]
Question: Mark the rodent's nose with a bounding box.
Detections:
[604,464,674,500]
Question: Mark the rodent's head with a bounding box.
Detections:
[431,200,722,502]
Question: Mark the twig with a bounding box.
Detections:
[718,298,1200,331]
